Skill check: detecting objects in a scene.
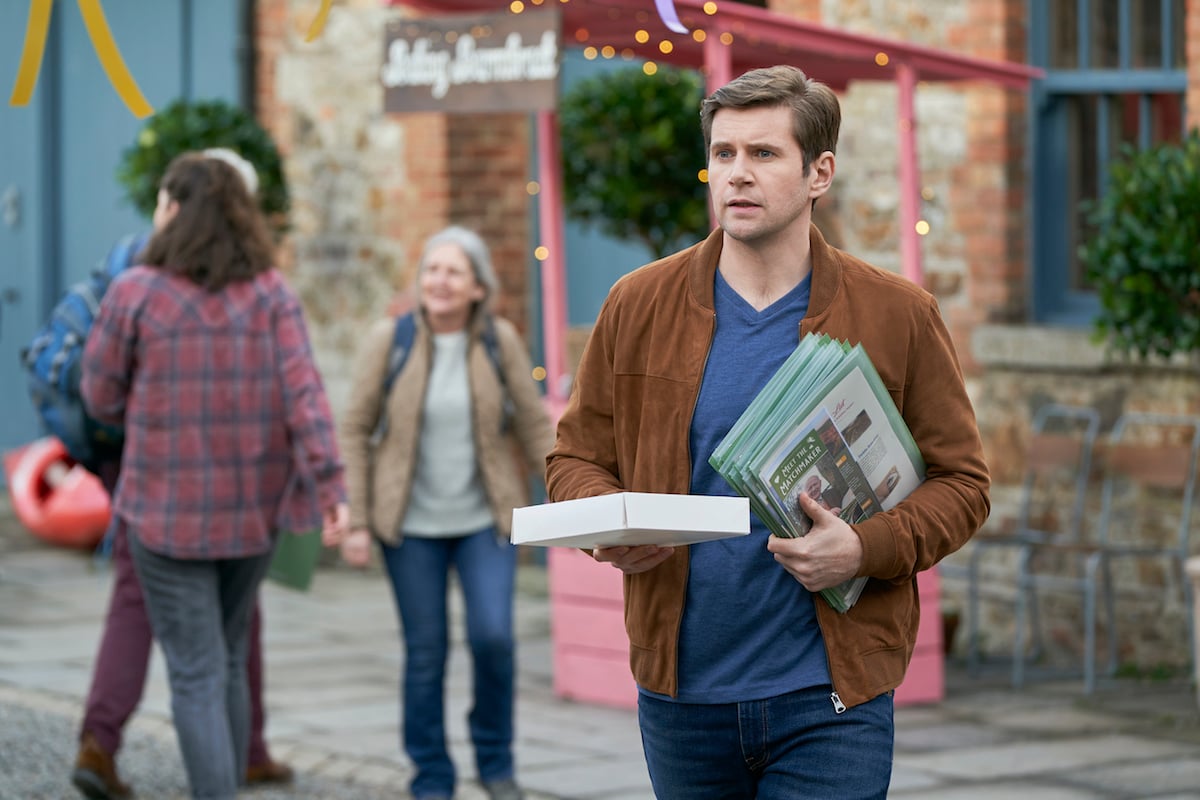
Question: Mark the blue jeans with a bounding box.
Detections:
[638,685,894,800]
[127,529,273,800]
[380,528,517,799]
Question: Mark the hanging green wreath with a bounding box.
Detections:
[116,98,290,233]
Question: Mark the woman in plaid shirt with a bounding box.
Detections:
[82,153,347,800]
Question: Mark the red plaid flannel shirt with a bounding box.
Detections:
[82,266,344,559]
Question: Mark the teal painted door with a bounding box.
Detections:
[1,3,52,453]
[0,0,247,459]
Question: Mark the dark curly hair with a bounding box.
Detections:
[138,153,276,291]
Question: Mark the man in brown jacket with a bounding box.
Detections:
[546,65,990,799]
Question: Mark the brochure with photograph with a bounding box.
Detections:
[710,335,926,612]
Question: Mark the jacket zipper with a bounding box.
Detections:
[815,602,847,714]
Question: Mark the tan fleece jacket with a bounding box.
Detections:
[341,310,555,544]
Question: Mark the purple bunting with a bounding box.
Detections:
[654,0,689,34]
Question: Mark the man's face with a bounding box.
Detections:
[805,476,822,500]
[706,104,833,246]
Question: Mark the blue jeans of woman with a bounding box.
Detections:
[638,685,894,800]
[127,527,273,800]
[380,527,517,799]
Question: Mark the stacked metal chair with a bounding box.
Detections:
[1001,411,1200,693]
[964,404,1101,681]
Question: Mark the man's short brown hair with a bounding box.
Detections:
[700,65,841,172]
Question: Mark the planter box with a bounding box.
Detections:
[548,547,635,708]
[548,547,945,709]
[893,566,944,707]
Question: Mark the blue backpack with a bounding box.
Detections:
[372,312,512,444]
[20,232,149,467]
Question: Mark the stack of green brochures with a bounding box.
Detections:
[710,334,926,612]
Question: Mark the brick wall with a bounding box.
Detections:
[447,114,533,334]
[254,0,1033,381]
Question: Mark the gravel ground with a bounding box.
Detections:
[0,693,399,800]
[0,491,398,800]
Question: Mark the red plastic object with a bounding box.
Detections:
[3,437,111,549]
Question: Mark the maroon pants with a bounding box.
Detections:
[81,462,270,766]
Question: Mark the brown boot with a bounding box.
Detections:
[71,732,133,799]
[245,758,294,785]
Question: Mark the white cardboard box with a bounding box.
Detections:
[512,492,750,548]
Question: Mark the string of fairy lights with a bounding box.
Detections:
[512,0,726,74]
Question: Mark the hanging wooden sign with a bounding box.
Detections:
[381,9,560,114]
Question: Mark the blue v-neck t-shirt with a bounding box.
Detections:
[659,269,830,703]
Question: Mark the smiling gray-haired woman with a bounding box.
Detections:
[338,225,554,800]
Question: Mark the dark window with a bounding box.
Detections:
[1030,0,1186,323]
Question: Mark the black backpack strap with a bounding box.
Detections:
[480,316,508,391]
[481,315,515,433]
[383,313,417,396]
[371,313,416,446]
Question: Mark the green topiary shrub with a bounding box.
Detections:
[1079,130,1200,359]
[116,98,289,233]
[559,65,709,259]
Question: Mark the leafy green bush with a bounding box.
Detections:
[116,99,289,232]
[559,65,709,258]
[1080,131,1200,359]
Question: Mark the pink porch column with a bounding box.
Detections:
[536,110,569,407]
[895,61,924,286]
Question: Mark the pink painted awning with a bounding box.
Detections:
[392,0,1041,90]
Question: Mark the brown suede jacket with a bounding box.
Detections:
[340,309,555,544]
[546,225,991,709]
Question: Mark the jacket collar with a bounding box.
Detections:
[686,223,842,316]
[806,223,842,319]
